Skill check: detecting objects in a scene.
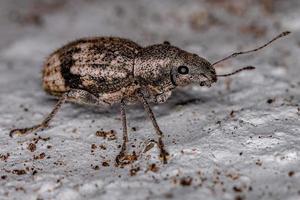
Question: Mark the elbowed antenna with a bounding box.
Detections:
[217,66,255,77]
[212,31,291,67]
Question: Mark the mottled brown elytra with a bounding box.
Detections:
[10,31,290,165]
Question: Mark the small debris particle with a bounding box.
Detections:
[95,130,117,140]
[91,144,97,149]
[239,152,243,156]
[230,110,236,117]
[99,144,107,150]
[233,186,243,192]
[12,169,26,175]
[267,98,274,104]
[102,161,110,167]
[27,143,36,152]
[92,165,100,170]
[131,127,137,131]
[32,170,38,175]
[255,159,262,166]
[1,175,7,180]
[47,145,52,149]
[32,136,50,144]
[130,167,140,176]
[147,163,159,173]
[180,177,193,186]
[0,153,10,162]
[288,171,295,177]
[33,153,46,160]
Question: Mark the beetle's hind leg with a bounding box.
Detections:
[10,89,108,137]
[10,93,68,137]
[136,91,169,164]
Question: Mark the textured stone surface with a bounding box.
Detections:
[0,0,299,199]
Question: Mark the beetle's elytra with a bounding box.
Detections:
[10,32,290,165]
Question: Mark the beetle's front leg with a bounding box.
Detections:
[115,99,129,166]
[136,90,169,164]
[10,92,68,137]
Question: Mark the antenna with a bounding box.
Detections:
[217,66,255,77]
[212,31,291,66]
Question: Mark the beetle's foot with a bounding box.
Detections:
[158,138,169,164]
[115,151,137,167]
[9,123,48,137]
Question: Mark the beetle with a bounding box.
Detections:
[10,31,290,165]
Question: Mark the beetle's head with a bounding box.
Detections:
[169,31,290,88]
[171,51,217,87]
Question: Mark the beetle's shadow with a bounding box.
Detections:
[51,88,218,121]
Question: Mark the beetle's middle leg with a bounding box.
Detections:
[136,91,169,164]
[115,99,129,165]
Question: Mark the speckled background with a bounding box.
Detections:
[0,0,299,200]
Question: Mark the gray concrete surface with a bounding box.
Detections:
[0,0,300,199]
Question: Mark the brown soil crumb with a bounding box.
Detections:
[0,153,10,162]
[99,144,107,150]
[288,171,295,177]
[12,169,27,175]
[147,163,159,173]
[267,98,275,104]
[95,130,117,140]
[180,177,193,186]
[33,153,46,160]
[233,186,243,192]
[32,136,50,144]
[102,161,110,167]
[230,110,236,118]
[226,172,240,180]
[130,167,140,176]
[91,144,97,149]
[27,143,36,152]
[255,159,262,166]
[1,175,7,180]
[91,164,99,170]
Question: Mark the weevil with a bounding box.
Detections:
[10,31,290,165]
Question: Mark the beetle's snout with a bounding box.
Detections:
[198,68,217,87]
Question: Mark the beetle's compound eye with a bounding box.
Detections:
[177,65,189,75]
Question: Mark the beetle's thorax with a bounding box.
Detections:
[134,44,180,95]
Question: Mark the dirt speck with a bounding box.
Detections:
[267,98,275,104]
[0,153,10,162]
[27,143,36,152]
[288,171,295,177]
[96,130,117,140]
[33,153,46,160]
[102,161,110,167]
[130,167,140,176]
[12,169,26,175]
[180,177,193,186]
[147,163,159,173]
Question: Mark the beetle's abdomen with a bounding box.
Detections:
[42,37,142,97]
[43,54,69,96]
